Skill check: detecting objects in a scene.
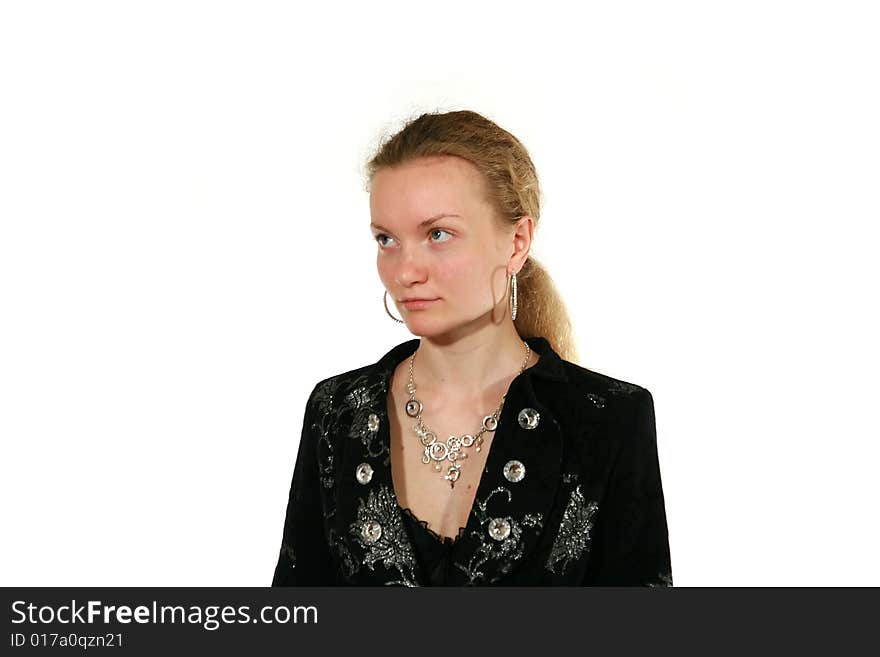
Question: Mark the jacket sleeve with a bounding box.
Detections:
[271,383,337,585]
[583,387,673,586]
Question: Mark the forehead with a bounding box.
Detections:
[370,155,492,223]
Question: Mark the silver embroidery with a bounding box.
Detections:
[351,407,390,462]
[607,380,642,396]
[454,486,544,585]
[307,373,389,550]
[280,540,296,568]
[310,377,344,493]
[327,526,359,581]
[312,377,339,416]
[586,393,605,408]
[546,484,599,575]
[317,433,335,490]
[345,385,373,410]
[647,571,674,587]
[312,374,390,479]
[344,375,391,464]
[349,484,419,587]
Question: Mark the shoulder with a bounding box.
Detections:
[533,359,654,443]
[561,358,645,392]
[304,361,386,419]
[533,363,659,490]
[553,359,651,407]
[561,362,658,457]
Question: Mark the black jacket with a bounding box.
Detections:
[271,336,672,586]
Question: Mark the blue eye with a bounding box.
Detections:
[430,229,452,243]
[374,229,452,248]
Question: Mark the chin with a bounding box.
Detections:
[403,318,446,336]
[406,318,478,343]
[404,321,438,336]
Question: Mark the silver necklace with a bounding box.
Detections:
[403,341,532,489]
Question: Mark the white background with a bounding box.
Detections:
[1,1,877,586]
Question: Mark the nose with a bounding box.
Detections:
[393,246,428,290]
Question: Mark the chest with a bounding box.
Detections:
[386,384,500,542]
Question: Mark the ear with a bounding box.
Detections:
[508,215,535,274]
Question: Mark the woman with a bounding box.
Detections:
[272,110,672,586]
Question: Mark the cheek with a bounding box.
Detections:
[433,253,470,283]
[376,257,392,283]
[435,254,496,300]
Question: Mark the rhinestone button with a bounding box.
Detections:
[367,413,380,432]
[361,520,382,544]
[355,462,373,484]
[517,407,540,429]
[488,517,511,541]
[503,460,526,483]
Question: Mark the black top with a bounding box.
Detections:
[399,507,466,586]
[272,335,673,586]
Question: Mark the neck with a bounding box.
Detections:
[410,321,537,399]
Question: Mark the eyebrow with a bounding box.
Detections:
[370,213,461,232]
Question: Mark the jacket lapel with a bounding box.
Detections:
[448,370,564,584]
[333,366,422,585]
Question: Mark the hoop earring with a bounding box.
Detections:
[384,290,405,323]
[510,272,519,321]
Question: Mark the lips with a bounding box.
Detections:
[401,298,439,310]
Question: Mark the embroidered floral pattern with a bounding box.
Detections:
[546,484,599,575]
[454,486,544,585]
[349,484,419,587]
[310,377,345,492]
[346,383,377,410]
[312,377,342,417]
[310,373,389,495]
[316,434,335,491]
[344,375,391,465]
[327,526,359,581]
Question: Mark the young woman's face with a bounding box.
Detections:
[370,155,514,336]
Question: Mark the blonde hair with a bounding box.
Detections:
[365,109,580,364]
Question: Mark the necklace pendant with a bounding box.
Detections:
[444,464,461,487]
